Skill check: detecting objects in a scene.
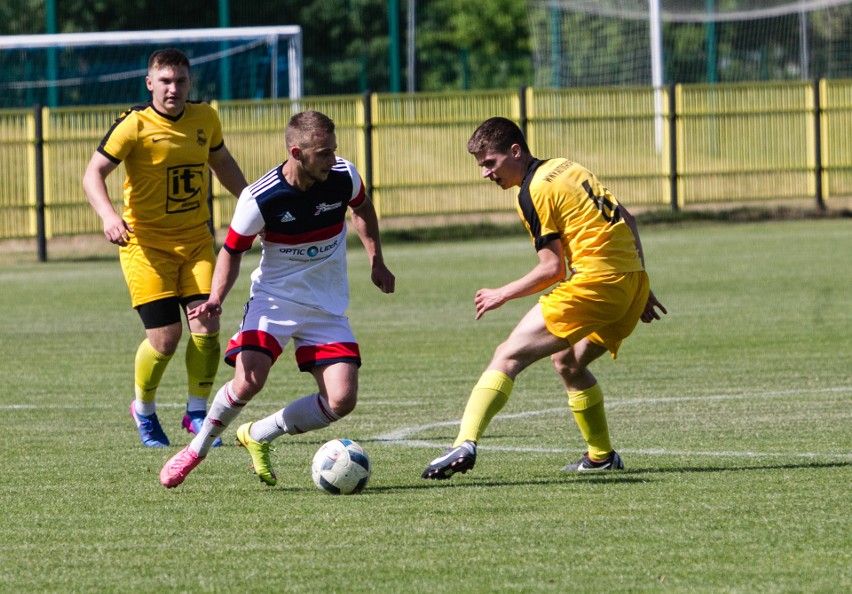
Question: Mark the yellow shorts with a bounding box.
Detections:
[539,270,649,358]
[119,237,216,308]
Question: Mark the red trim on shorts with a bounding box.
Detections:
[225,330,283,367]
[295,342,361,371]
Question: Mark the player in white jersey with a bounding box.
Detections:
[160,110,395,488]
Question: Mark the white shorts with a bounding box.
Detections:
[225,296,360,372]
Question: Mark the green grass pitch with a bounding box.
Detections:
[0,218,849,592]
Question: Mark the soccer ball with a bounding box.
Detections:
[311,438,371,495]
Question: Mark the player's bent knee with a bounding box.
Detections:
[326,391,357,418]
[552,356,578,379]
[230,374,266,401]
[145,326,183,356]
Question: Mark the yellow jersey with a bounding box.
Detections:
[517,158,644,277]
[97,101,224,246]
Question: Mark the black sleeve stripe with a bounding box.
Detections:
[96,146,122,165]
[95,103,149,161]
[518,160,557,251]
[96,111,129,152]
[210,140,225,152]
[535,232,561,251]
[518,186,541,237]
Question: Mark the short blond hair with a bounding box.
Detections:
[285,110,336,149]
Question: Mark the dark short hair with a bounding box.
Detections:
[148,48,190,71]
[285,110,336,149]
[467,117,530,155]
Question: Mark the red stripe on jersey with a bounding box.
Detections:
[349,178,366,209]
[264,222,344,245]
[295,342,361,371]
[225,330,283,366]
[225,228,256,252]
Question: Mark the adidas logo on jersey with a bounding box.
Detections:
[280,211,296,223]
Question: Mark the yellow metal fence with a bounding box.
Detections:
[1,80,851,241]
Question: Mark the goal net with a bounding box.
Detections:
[0,26,302,109]
[529,0,852,87]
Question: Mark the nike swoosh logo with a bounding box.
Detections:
[428,443,474,465]
[152,137,166,143]
[578,462,611,471]
[429,451,458,465]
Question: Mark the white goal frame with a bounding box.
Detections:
[0,26,303,100]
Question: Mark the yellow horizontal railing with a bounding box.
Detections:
[2,80,851,241]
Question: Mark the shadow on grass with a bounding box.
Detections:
[364,460,852,493]
[625,459,852,476]
[365,477,590,493]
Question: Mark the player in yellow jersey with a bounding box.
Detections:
[422,117,667,479]
[83,48,248,447]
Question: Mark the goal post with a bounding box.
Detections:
[0,26,302,109]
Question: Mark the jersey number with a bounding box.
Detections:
[582,180,621,224]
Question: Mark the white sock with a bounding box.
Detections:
[185,396,208,414]
[190,382,249,456]
[134,399,156,417]
[250,393,339,442]
[248,409,287,443]
[278,393,340,436]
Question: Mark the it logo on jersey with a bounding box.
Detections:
[196,129,207,146]
[166,164,205,213]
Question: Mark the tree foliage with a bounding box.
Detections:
[2,0,851,97]
[0,0,532,95]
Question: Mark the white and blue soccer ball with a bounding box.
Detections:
[311,438,371,495]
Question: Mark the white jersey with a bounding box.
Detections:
[224,158,366,316]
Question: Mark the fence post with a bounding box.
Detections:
[207,169,216,246]
[668,83,679,212]
[363,91,374,205]
[34,104,47,262]
[813,78,825,211]
[518,85,528,138]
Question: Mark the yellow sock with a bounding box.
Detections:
[185,332,220,399]
[134,339,173,402]
[567,383,613,461]
[454,370,514,446]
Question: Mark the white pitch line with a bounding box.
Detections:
[3,387,850,460]
[369,441,852,460]
[0,403,197,411]
[3,386,848,412]
[0,400,424,411]
[373,387,852,460]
